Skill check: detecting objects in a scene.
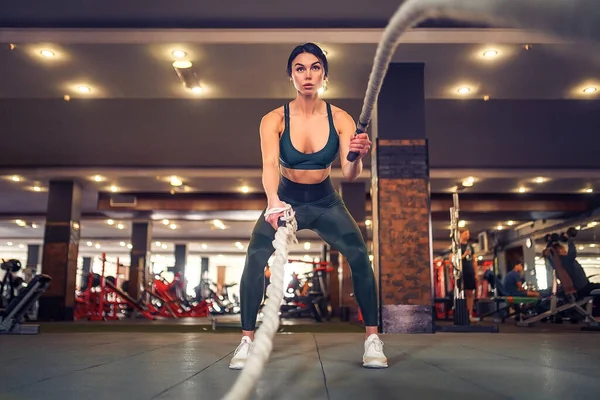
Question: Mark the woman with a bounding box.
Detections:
[229,43,387,369]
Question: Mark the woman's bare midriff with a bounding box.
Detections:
[281,166,331,185]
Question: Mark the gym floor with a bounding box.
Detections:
[1,320,599,400]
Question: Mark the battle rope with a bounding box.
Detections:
[225,0,600,397]
[222,204,298,400]
[346,0,600,161]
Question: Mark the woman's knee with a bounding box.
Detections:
[241,234,274,284]
[337,233,372,275]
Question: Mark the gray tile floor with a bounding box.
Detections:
[1,331,599,399]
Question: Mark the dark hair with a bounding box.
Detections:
[286,42,328,77]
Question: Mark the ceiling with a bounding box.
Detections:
[1,5,600,265]
[0,41,598,100]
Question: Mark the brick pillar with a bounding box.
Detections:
[38,180,82,321]
[373,63,434,333]
[129,216,152,300]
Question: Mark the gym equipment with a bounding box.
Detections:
[515,246,599,330]
[476,270,542,323]
[0,274,51,335]
[1,259,25,308]
[436,191,498,333]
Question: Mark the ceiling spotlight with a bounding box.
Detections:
[240,186,249,193]
[457,87,471,95]
[458,220,466,228]
[583,87,597,94]
[40,49,55,58]
[497,225,504,230]
[507,221,515,226]
[235,241,244,250]
[33,185,41,192]
[93,175,105,182]
[95,243,101,249]
[162,219,169,225]
[155,241,162,246]
[213,219,226,230]
[172,50,187,58]
[482,50,498,58]
[107,219,114,225]
[31,223,37,228]
[172,60,202,91]
[16,219,26,227]
[120,241,126,247]
[110,185,118,192]
[11,175,21,182]
[161,244,167,249]
[585,188,594,193]
[172,60,192,69]
[63,95,70,101]
[169,223,177,230]
[86,241,92,247]
[201,244,208,249]
[170,176,183,187]
[117,223,125,230]
[518,187,527,193]
[191,86,203,94]
[77,85,91,93]
[365,219,372,226]
[304,242,311,250]
[127,244,133,249]
[534,177,546,183]
[483,95,490,101]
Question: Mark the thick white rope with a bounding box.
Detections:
[222,204,297,400]
[223,1,600,398]
[355,0,600,134]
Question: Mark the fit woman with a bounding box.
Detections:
[229,43,387,369]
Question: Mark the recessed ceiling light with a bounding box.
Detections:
[458,220,466,228]
[127,244,133,249]
[585,188,594,193]
[170,223,177,230]
[534,177,546,183]
[240,186,249,193]
[93,175,105,182]
[483,95,490,101]
[162,219,169,225]
[117,223,125,230]
[518,187,528,193]
[120,241,126,246]
[161,244,167,249]
[201,243,207,249]
[191,86,203,94]
[583,87,597,94]
[497,225,504,230]
[77,85,91,93]
[482,50,498,58]
[40,49,55,58]
[11,175,21,182]
[304,242,311,250]
[172,50,186,58]
[507,221,515,226]
[457,87,471,95]
[170,176,183,187]
[110,185,118,192]
[107,219,114,225]
[172,60,192,69]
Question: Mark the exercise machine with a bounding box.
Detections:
[0,274,51,335]
[435,191,498,333]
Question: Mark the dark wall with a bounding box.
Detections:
[1,98,599,169]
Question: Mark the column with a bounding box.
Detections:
[522,241,537,288]
[174,244,188,276]
[339,181,367,321]
[372,63,434,333]
[129,217,152,300]
[38,180,82,321]
[80,257,92,289]
[25,244,42,283]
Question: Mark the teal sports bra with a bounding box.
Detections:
[279,102,340,170]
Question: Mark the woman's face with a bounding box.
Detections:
[290,52,325,95]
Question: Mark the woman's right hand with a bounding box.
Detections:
[266,198,287,230]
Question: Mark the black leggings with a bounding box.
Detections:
[240,176,378,331]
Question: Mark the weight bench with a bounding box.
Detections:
[515,247,599,330]
[0,274,52,335]
[477,271,541,323]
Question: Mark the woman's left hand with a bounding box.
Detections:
[348,133,372,160]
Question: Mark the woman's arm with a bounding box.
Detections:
[336,109,371,181]
[259,111,282,205]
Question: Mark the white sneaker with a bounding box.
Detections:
[362,334,388,368]
[229,336,253,370]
